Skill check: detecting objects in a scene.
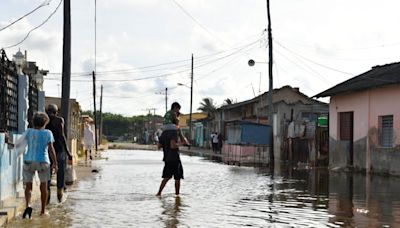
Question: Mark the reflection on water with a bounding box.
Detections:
[159,196,183,228]
[7,150,400,227]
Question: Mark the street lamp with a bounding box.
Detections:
[177,82,193,144]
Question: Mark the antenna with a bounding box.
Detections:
[251,83,256,97]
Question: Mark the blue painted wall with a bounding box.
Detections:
[241,123,271,145]
[0,134,23,202]
[226,122,272,146]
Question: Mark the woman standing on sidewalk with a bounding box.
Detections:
[16,112,57,218]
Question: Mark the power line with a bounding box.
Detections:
[45,37,262,77]
[3,0,63,49]
[0,0,51,32]
[274,43,333,84]
[274,40,353,75]
[275,35,400,52]
[45,38,260,82]
[171,0,226,45]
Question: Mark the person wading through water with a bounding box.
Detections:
[46,104,73,203]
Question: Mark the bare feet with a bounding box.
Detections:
[40,211,50,217]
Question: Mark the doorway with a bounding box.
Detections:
[339,112,354,166]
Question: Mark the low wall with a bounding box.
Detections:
[222,144,270,166]
[371,147,400,175]
[329,137,350,169]
[0,133,23,203]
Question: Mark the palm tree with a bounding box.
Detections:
[223,98,233,105]
[198,97,217,118]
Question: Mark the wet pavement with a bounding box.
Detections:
[7,149,400,227]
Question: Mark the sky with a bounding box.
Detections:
[1,0,400,116]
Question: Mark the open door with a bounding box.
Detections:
[339,112,354,166]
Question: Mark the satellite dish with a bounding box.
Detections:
[248,59,255,66]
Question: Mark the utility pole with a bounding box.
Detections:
[165,87,168,113]
[266,0,274,167]
[92,71,98,152]
[146,108,157,133]
[61,0,71,137]
[189,54,193,144]
[99,85,103,145]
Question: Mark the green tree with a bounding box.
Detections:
[198,97,217,118]
[223,98,234,105]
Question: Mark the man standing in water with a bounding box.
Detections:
[46,104,73,203]
[156,125,184,196]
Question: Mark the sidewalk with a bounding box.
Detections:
[0,182,40,227]
[179,146,222,158]
[0,157,99,227]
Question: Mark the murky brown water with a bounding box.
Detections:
[7,150,400,227]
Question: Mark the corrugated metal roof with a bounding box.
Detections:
[315,62,400,98]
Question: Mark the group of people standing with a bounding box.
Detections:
[15,104,87,218]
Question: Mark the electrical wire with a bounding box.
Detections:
[3,0,62,49]
[0,0,51,32]
[46,36,262,77]
[274,40,353,75]
[171,0,226,45]
[45,38,261,82]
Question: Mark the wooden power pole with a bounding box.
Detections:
[61,0,71,137]
[266,0,274,166]
[99,85,103,145]
[92,71,98,152]
[189,54,193,144]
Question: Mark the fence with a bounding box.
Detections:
[222,144,270,166]
[0,50,18,133]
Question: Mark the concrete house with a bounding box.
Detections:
[315,62,400,175]
[215,85,329,166]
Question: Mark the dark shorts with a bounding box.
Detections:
[162,161,184,180]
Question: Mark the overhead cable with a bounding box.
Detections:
[3,0,62,49]
[0,0,51,32]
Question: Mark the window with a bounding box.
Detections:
[379,115,393,148]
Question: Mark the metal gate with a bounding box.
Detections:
[28,77,39,127]
[0,50,19,133]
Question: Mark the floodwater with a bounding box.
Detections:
[7,149,400,227]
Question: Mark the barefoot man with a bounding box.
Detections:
[156,128,184,196]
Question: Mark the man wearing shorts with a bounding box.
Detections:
[156,129,183,196]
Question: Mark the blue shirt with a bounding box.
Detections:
[23,128,55,164]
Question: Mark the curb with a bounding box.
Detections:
[0,183,41,227]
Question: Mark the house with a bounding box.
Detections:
[315,62,400,175]
[223,120,272,166]
[179,112,207,145]
[215,85,329,166]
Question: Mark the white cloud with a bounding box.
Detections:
[2,0,400,116]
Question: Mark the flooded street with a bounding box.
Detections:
[8,149,400,227]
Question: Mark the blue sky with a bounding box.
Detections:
[1,0,400,116]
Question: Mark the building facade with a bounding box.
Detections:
[316,62,400,175]
[215,85,329,166]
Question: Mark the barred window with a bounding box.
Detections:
[379,115,393,148]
